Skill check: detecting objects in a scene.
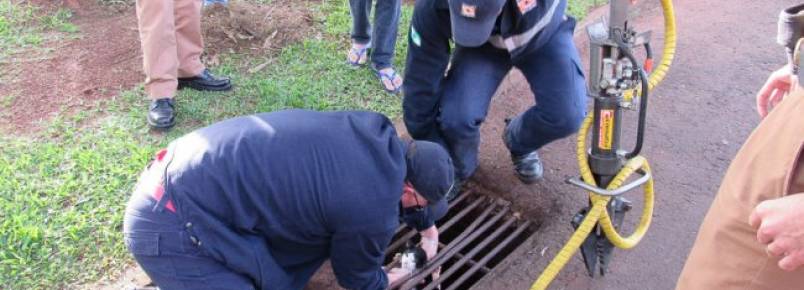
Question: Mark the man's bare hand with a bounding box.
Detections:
[749,193,804,271]
[756,65,793,118]
[387,267,412,285]
[420,226,439,260]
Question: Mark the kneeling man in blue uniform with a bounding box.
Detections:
[123,109,454,290]
[403,0,587,195]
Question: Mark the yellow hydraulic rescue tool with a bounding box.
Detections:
[530,0,676,289]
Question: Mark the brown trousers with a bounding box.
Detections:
[136,0,206,99]
[675,88,804,289]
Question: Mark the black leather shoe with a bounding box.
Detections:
[147,98,176,130]
[503,118,544,183]
[178,69,232,91]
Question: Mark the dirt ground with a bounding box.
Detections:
[201,0,313,59]
[6,0,799,289]
[0,0,310,134]
[0,0,142,133]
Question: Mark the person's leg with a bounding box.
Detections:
[349,0,372,45]
[510,18,586,155]
[174,0,231,93]
[369,0,400,70]
[347,0,372,66]
[190,214,297,290]
[369,0,402,93]
[136,0,178,99]
[438,45,512,181]
[174,0,205,78]
[124,186,256,290]
[130,234,257,290]
[136,0,180,129]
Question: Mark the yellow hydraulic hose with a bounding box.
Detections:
[530,0,676,289]
[625,0,677,102]
[530,116,655,290]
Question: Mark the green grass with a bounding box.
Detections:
[0,1,412,288]
[40,9,79,33]
[0,1,78,61]
[0,93,14,107]
[0,0,597,288]
[0,107,160,288]
[110,0,413,132]
[568,0,605,20]
[96,0,132,6]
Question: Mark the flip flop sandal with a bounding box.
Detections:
[374,67,403,94]
[347,45,369,67]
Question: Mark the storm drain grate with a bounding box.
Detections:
[385,190,535,290]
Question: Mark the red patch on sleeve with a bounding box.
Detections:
[155,149,168,162]
[153,183,176,213]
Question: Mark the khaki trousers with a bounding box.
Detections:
[675,88,804,289]
[136,0,206,99]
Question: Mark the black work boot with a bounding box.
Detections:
[503,118,544,184]
[147,98,176,130]
[178,69,232,91]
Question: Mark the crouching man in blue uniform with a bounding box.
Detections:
[403,0,587,195]
[123,109,454,290]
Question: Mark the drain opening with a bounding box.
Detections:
[385,190,536,290]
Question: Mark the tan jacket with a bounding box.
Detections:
[675,77,804,289]
[676,5,804,288]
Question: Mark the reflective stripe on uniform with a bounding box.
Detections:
[488,0,560,51]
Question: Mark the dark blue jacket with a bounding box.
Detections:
[403,0,566,138]
[163,110,406,290]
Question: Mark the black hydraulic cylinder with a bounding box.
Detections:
[589,95,624,186]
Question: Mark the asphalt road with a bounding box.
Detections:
[468,0,800,289]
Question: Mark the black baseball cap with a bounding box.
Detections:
[448,0,506,47]
[405,140,454,221]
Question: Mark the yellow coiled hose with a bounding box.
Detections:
[529,0,676,289]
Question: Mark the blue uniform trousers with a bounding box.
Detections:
[122,156,298,290]
[123,190,259,289]
[431,19,586,179]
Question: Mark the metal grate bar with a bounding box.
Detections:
[445,221,532,290]
[438,243,492,274]
[398,205,511,290]
[385,194,487,257]
[383,192,535,290]
[421,216,518,290]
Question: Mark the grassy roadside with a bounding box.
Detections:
[0,0,599,288]
[0,0,78,61]
[0,1,411,288]
[568,0,604,20]
[0,109,159,289]
[0,0,78,106]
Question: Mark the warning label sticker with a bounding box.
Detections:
[598,110,614,150]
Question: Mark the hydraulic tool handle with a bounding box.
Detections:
[566,170,651,196]
[612,34,650,159]
[626,66,649,159]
